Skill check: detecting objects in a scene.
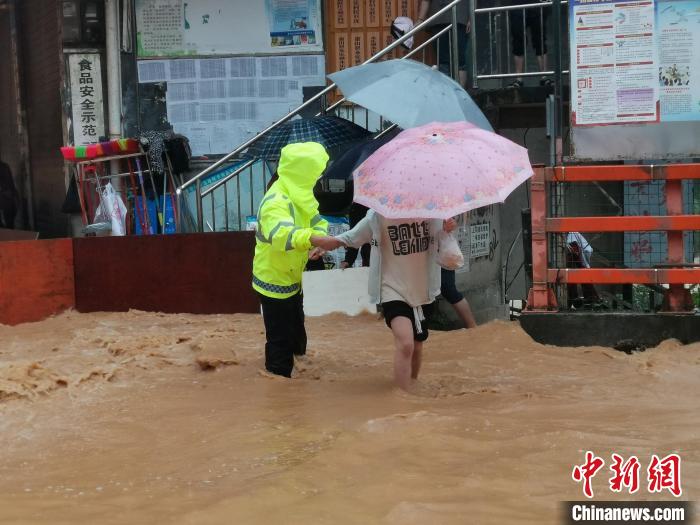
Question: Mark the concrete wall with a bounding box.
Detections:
[499,127,550,303]
[431,204,509,327]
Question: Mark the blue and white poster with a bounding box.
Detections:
[266,0,321,48]
[570,0,700,125]
[657,0,700,121]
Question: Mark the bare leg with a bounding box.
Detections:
[514,55,525,74]
[458,70,467,89]
[451,298,478,329]
[508,55,525,87]
[390,316,415,391]
[411,341,423,379]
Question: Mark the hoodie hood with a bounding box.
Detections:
[276,142,329,217]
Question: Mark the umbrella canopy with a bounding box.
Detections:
[328,59,493,131]
[244,115,370,160]
[353,121,533,220]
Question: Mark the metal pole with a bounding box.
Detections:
[224,183,229,231]
[210,192,216,232]
[237,172,242,231]
[552,0,564,164]
[195,178,203,232]
[546,94,555,166]
[488,12,493,74]
[470,0,478,88]
[176,189,183,233]
[522,8,527,76]
[451,6,460,82]
[105,0,123,200]
[249,166,254,217]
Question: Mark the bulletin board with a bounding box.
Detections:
[135,0,324,57]
[568,0,700,161]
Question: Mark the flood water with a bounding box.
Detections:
[0,311,698,524]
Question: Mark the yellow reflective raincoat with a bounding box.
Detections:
[252,142,329,299]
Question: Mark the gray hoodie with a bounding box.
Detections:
[336,210,443,305]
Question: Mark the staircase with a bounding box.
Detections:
[175,0,570,232]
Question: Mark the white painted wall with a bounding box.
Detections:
[302,267,375,317]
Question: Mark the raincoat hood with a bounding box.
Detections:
[276,142,329,216]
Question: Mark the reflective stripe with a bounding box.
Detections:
[287,202,295,221]
[310,214,323,227]
[257,221,294,244]
[285,227,301,251]
[253,275,300,295]
[257,193,277,217]
[312,226,326,233]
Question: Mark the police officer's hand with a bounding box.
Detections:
[309,247,326,260]
[311,235,343,251]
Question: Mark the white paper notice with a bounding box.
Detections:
[571,0,659,125]
[140,54,325,156]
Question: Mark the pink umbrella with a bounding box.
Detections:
[353,121,534,219]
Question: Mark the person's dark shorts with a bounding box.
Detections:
[381,301,435,342]
[427,23,469,73]
[509,9,550,57]
[440,267,464,305]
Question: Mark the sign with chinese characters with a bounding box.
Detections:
[570,0,700,126]
[470,223,490,259]
[68,53,105,146]
[572,450,682,499]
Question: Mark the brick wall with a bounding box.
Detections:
[17,0,69,238]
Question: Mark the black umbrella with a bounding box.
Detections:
[315,129,399,215]
[244,115,371,161]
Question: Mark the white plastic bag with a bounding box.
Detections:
[437,230,464,271]
[93,183,127,236]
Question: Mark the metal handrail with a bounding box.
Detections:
[201,158,255,198]
[470,0,570,86]
[475,0,567,14]
[176,0,466,196]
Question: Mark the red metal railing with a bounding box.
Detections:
[527,164,700,312]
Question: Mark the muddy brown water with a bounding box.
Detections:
[0,311,697,524]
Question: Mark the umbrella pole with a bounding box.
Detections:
[135,157,152,235]
[127,158,147,235]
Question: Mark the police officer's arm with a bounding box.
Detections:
[259,199,339,252]
[259,199,315,252]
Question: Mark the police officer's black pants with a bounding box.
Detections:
[259,292,307,378]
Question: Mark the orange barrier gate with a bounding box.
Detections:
[526,164,700,312]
